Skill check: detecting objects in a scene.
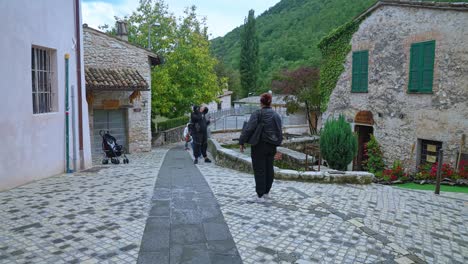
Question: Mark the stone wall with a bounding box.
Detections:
[208,139,374,184]
[210,125,312,145]
[323,6,468,171]
[84,27,153,153]
[152,125,185,146]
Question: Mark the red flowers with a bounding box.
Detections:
[419,162,465,180]
[382,161,408,182]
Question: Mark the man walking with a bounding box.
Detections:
[190,105,212,164]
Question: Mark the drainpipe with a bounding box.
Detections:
[74,0,84,169]
[71,85,77,171]
[65,54,72,173]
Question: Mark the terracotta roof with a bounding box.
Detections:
[85,67,149,91]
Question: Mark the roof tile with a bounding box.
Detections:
[85,67,149,91]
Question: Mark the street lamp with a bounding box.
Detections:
[148,22,161,50]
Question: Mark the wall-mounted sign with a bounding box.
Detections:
[426,155,436,163]
[427,144,437,152]
[355,111,374,125]
[102,99,120,109]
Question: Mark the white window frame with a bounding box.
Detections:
[32,46,57,114]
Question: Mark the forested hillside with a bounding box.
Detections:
[211,0,459,94]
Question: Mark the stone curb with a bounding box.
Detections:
[208,138,374,184]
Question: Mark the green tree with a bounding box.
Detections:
[271,67,321,134]
[113,1,221,118]
[239,9,259,98]
[320,115,357,170]
[151,6,220,117]
[126,0,177,53]
[211,0,377,91]
[214,60,241,100]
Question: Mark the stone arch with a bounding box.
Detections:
[354,110,374,125]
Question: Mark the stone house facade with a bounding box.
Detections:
[83,24,161,156]
[323,1,468,171]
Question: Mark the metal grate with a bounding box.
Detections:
[31,47,55,114]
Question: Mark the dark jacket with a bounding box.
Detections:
[239,107,283,146]
[190,110,210,136]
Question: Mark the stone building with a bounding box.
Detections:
[206,89,233,112]
[83,23,161,156]
[0,0,93,191]
[323,1,468,171]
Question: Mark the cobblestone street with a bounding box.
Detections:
[0,147,467,264]
[199,162,468,264]
[0,148,169,264]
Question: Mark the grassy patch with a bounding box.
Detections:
[221,143,240,149]
[394,183,468,194]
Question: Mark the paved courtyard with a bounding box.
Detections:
[0,145,467,264]
[199,163,468,264]
[0,148,169,264]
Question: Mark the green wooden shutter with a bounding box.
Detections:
[352,51,368,92]
[361,51,368,92]
[409,43,421,91]
[352,52,360,92]
[422,41,435,92]
[409,41,435,93]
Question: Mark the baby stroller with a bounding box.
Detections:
[100,130,129,164]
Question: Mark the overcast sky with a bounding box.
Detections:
[82,0,280,39]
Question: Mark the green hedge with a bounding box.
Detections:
[156,116,189,132]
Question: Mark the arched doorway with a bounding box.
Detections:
[354,111,374,171]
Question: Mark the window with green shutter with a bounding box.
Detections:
[408,40,435,93]
[352,50,368,93]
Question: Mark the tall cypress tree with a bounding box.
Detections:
[239,9,259,98]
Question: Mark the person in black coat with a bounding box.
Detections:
[239,93,283,203]
[190,105,212,164]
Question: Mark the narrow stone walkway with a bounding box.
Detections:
[137,146,242,264]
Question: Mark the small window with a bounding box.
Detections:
[351,50,368,93]
[419,139,442,165]
[217,102,222,110]
[408,40,435,93]
[32,46,57,114]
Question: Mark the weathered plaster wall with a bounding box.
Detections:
[84,28,153,153]
[0,0,92,191]
[207,94,232,113]
[323,6,468,170]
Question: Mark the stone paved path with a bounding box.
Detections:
[137,146,241,264]
[1,146,467,264]
[0,148,169,264]
[198,162,468,264]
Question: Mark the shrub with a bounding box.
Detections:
[320,115,357,170]
[381,160,408,182]
[374,171,383,179]
[156,116,189,131]
[417,163,433,180]
[363,135,385,173]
